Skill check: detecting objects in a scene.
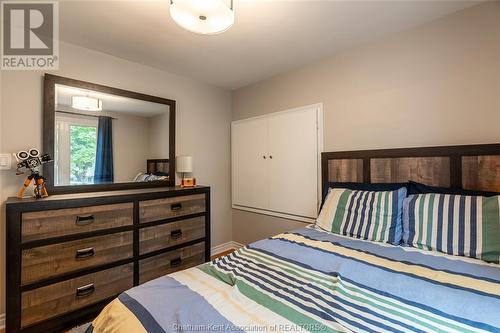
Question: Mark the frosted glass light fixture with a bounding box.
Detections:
[72,96,103,111]
[169,0,234,35]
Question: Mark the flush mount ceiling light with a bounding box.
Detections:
[169,0,234,35]
[72,96,103,111]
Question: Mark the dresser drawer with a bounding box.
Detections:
[139,242,205,284]
[21,263,133,328]
[22,203,134,242]
[139,194,205,223]
[21,231,133,285]
[139,216,205,255]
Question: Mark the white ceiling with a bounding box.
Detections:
[56,84,169,117]
[59,0,480,90]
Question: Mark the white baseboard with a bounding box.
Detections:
[0,244,245,330]
[211,241,243,256]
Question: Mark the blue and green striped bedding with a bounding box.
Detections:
[403,193,500,263]
[317,188,406,245]
[88,227,500,333]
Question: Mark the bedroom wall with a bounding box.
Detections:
[108,112,150,182]
[231,2,500,244]
[148,111,171,160]
[0,41,232,315]
[0,60,4,325]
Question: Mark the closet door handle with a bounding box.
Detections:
[75,247,95,260]
[170,257,182,268]
[75,215,95,226]
[269,155,273,159]
[263,155,266,159]
[76,284,95,297]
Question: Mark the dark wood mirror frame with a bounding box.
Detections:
[43,74,176,194]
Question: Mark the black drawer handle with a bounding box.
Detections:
[170,229,182,240]
[76,283,95,297]
[75,215,95,226]
[170,203,182,211]
[170,257,182,268]
[75,247,95,260]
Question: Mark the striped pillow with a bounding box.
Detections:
[316,188,407,244]
[403,193,500,263]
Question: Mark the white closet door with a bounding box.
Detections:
[267,107,318,218]
[232,117,269,210]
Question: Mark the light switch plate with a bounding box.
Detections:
[0,153,12,170]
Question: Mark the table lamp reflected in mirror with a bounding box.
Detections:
[176,155,196,187]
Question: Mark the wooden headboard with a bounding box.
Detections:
[147,159,170,174]
[321,143,500,192]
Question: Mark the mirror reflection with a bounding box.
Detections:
[54,84,170,186]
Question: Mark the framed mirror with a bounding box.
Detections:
[43,74,176,194]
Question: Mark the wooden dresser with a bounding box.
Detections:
[6,186,210,333]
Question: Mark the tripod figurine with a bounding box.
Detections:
[18,171,49,199]
[15,149,53,199]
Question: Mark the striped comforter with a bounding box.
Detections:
[87,227,500,333]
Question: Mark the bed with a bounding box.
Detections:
[133,159,170,182]
[87,144,500,333]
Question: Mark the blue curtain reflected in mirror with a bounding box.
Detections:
[94,116,114,183]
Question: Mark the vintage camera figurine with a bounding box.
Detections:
[14,149,53,199]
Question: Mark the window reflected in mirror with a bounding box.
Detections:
[54,84,170,186]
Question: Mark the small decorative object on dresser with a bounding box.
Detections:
[14,149,53,199]
[181,177,196,187]
[6,186,210,333]
[176,155,196,187]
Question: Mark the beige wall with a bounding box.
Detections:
[0,55,4,322]
[108,112,150,182]
[232,2,500,244]
[148,111,170,160]
[0,41,232,314]
[232,210,307,245]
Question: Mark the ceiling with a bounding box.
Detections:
[56,84,169,117]
[59,0,480,90]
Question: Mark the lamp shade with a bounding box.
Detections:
[169,0,234,35]
[176,155,193,173]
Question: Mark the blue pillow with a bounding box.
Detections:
[323,182,408,204]
[408,181,498,197]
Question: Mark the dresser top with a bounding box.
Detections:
[6,185,209,205]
